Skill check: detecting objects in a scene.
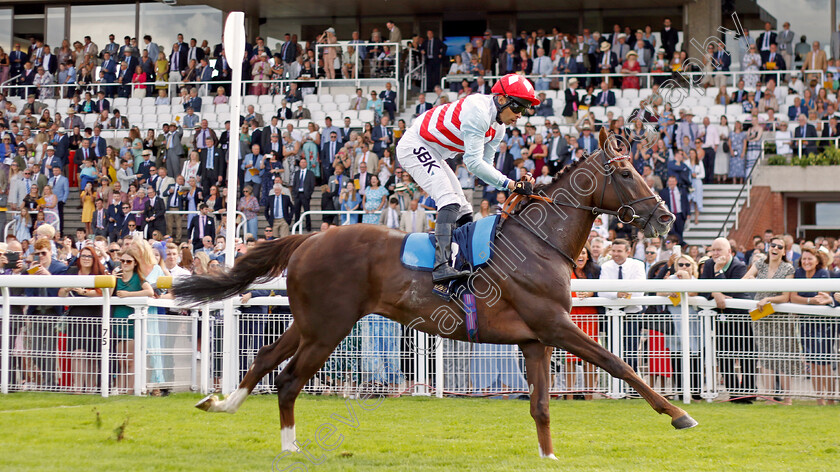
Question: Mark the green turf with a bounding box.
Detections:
[1,393,839,471]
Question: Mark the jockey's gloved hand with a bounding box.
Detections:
[512,180,533,196]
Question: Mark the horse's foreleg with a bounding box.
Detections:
[520,341,557,460]
[550,318,698,430]
[196,324,300,414]
[276,340,344,452]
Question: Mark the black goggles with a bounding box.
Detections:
[506,97,533,114]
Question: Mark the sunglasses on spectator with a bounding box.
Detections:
[676,262,692,268]
[80,254,94,259]
[109,249,119,253]
[769,243,784,250]
[128,224,136,227]
[645,251,657,255]
[37,251,49,256]
[120,258,135,264]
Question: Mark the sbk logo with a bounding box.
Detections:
[413,146,440,174]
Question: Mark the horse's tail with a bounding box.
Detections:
[173,233,315,305]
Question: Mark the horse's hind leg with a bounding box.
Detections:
[551,317,698,429]
[520,341,557,460]
[275,338,347,452]
[196,324,301,413]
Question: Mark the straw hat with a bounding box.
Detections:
[599,42,611,52]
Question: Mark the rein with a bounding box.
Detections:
[500,149,663,264]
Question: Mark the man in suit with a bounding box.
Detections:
[90,126,107,159]
[40,45,58,75]
[265,183,293,238]
[414,93,433,117]
[546,126,572,173]
[730,79,747,104]
[534,92,553,117]
[53,127,70,168]
[107,201,129,242]
[710,42,732,87]
[424,30,446,92]
[101,34,118,59]
[371,116,393,157]
[214,50,232,94]
[778,22,795,71]
[353,161,373,198]
[62,108,84,130]
[795,114,819,155]
[9,43,26,79]
[100,51,118,98]
[348,88,367,112]
[596,43,618,86]
[788,96,808,121]
[380,82,397,122]
[188,203,216,250]
[94,91,110,114]
[320,131,341,177]
[699,237,753,402]
[499,44,518,75]
[187,38,205,64]
[184,88,202,113]
[109,109,129,129]
[19,94,47,115]
[164,123,184,179]
[243,104,264,128]
[91,198,108,238]
[400,199,427,233]
[143,186,167,239]
[153,166,175,197]
[163,174,186,242]
[168,42,188,96]
[531,48,554,90]
[802,41,827,83]
[821,116,840,148]
[49,166,69,234]
[761,44,786,83]
[291,158,315,232]
[659,176,689,242]
[660,18,679,58]
[120,47,138,78]
[198,137,224,195]
[756,22,777,62]
[143,35,160,63]
[260,116,282,151]
[595,80,616,107]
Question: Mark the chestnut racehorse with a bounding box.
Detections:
[173,129,697,459]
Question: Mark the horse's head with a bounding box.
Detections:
[594,128,674,238]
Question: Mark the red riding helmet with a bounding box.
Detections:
[491,74,541,107]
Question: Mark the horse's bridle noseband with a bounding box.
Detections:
[500,149,666,265]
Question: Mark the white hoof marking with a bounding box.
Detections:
[539,446,558,460]
[281,425,298,452]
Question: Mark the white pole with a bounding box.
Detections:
[101,288,111,397]
[434,335,443,398]
[201,303,210,394]
[222,11,246,396]
[1,287,10,394]
[680,292,691,405]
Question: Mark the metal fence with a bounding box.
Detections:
[2,277,838,403]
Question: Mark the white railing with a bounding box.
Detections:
[315,41,401,84]
[4,210,61,239]
[441,69,827,92]
[1,277,838,403]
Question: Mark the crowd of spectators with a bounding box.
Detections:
[0,20,839,398]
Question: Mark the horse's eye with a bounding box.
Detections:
[621,170,632,178]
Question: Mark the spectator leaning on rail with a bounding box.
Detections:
[699,237,755,403]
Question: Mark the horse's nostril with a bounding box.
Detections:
[659,214,673,223]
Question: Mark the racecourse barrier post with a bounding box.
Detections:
[1,287,9,394]
[190,311,199,392]
[679,292,691,405]
[414,330,429,396]
[100,288,112,398]
[701,309,717,402]
[607,308,624,399]
[201,304,210,394]
[435,334,444,398]
[133,307,145,396]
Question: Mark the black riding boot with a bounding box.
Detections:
[432,222,471,283]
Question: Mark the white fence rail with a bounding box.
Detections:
[1,277,838,404]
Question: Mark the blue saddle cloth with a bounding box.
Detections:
[400,215,500,272]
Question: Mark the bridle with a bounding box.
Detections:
[500,148,666,265]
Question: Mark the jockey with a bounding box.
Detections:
[397,73,539,284]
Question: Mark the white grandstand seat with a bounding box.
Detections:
[308,103,323,112]
[141,97,155,106]
[622,89,639,100]
[606,106,621,117]
[358,110,374,123]
[446,92,457,101]
[57,98,71,110]
[215,104,230,114]
[343,110,358,120]
[83,114,97,126]
[127,105,142,115]
[589,106,607,121]
[169,104,183,115]
[303,95,318,105]
[639,88,652,97]
[203,112,217,122]
[297,119,311,129]
[142,105,157,115]
[322,102,338,112]
[725,104,742,116]
[172,97,183,106]
[113,98,128,110]
[258,95,273,105]
[128,114,143,125]
[350,119,363,128]
[318,94,333,104]
[242,95,258,106]
[127,98,142,107]
[311,111,326,123]
[617,98,632,108]
[692,106,708,117]
[708,105,726,117]
[516,116,528,126]
[425,92,437,103]
[258,103,275,115]
[784,95,797,106]
[42,99,56,110]
[682,97,698,108]
[334,94,350,104]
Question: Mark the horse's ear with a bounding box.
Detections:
[598,127,608,150]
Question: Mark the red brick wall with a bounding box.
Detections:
[728,186,785,248]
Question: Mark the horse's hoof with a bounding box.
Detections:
[195,394,218,412]
[671,413,698,430]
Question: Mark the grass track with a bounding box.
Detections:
[2,393,839,471]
